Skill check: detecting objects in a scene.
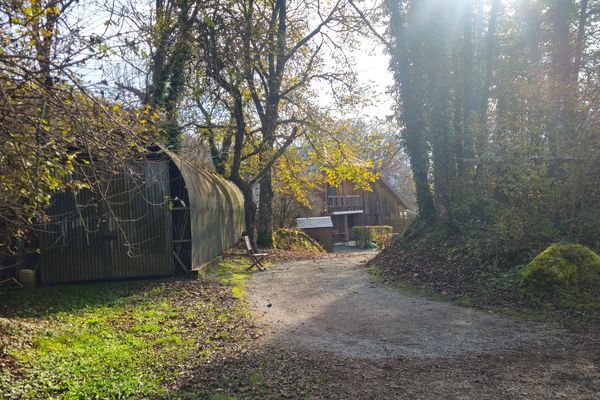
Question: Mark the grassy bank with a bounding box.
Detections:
[0,257,256,399]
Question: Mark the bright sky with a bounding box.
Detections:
[354,36,395,120]
[75,0,396,121]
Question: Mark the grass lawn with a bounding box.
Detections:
[0,256,256,399]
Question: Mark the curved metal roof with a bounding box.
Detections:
[167,150,245,269]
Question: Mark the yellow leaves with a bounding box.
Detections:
[71,181,91,190]
[47,5,60,16]
[242,89,252,103]
[274,151,320,207]
[39,28,53,38]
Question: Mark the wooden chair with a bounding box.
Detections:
[243,235,268,271]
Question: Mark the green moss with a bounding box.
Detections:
[521,243,600,290]
[273,228,325,252]
[456,295,472,307]
[520,243,600,308]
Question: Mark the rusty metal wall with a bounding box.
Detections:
[168,152,245,270]
[39,160,173,283]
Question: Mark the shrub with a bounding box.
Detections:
[352,226,393,249]
[273,229,325,252]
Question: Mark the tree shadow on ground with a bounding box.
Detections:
[173,287,600,400]
[173,331,600,400]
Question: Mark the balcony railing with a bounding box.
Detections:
[327,195,362,209]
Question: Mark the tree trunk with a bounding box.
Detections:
[460,0,476,173]
[257,170,274,247]
[474,0,500,179]
[232,178,258,246]
[478,0,500,130]
[548,0,574,158]
[427,0,454,219]
[388,0,435,219]
[253,0,286,248]
[573,0,588,82]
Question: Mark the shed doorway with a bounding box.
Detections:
[169,160,192,273]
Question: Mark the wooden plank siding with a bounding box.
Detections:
[320,179,413,239]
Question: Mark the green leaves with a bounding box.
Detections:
[203,14,216,29]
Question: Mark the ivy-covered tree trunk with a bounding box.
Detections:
[387,0,435,219]
[426,0,454,219]
[458,0,476,175]
[145,0,198,149]
[476,0,500,154]
[573,0,588,82]
[548,0,575,158]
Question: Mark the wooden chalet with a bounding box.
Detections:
[318,179,415,241]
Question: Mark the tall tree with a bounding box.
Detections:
[193,0,360,246]
[573,0,589,81]
[105,0,200,147]
[476,0,500,158]
[386,0,435,219]
[244,0,355,246]
[456,0,476,175]
[548,0,575,157]
[424,0,454,218]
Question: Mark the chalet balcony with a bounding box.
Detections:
[327,195,363,211]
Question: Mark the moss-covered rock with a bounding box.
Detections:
[273,229,325,252]
[520,243,600,294]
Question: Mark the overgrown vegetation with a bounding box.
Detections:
[373,0,600,321]
[273,228,325,253]
[0,1,163,260]
[372,234,600,325]
[0,257,256,399]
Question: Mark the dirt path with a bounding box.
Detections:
[244,254,600,399]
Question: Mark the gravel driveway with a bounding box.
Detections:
[247,254,560,359]
[242,254,600,399]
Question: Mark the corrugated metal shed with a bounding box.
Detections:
[297,217,334,229]
[40,160,174,283]
[39,152,244,283]
[167,151,245,270]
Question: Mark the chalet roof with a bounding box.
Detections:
[377,178,414,212]
[297,216,334,229]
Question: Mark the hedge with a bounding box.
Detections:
[352,225,393,249]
